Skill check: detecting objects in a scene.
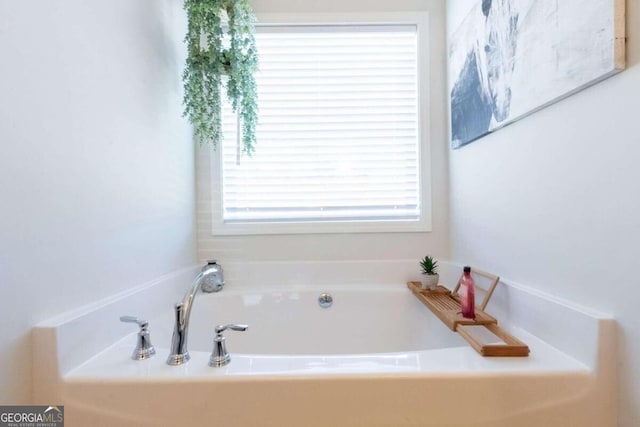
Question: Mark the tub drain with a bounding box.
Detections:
[318,293,333,308]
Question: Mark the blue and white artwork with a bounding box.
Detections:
[449,0,625,148]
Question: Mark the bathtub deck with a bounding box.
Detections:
[65,325,583,380]
[58,329,602,427]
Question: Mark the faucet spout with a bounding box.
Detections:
[166,263,225,365]
[167,303,188,364]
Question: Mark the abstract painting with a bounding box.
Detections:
[449,0,625,148]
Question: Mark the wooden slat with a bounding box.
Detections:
[457,324,530,357]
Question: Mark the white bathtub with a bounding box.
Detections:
[187,285,466,356]
[33,263,616,427]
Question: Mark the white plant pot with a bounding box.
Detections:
[421,274,439,290]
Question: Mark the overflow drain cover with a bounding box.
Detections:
[318,293,333,308]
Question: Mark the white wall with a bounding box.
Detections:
[197,0,449,263]
[447,1,640,426]
[0,0,196,404]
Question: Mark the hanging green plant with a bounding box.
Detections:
[182,0,258,155]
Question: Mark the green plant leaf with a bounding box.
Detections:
[182,0,258,154]
[419,255,438,275]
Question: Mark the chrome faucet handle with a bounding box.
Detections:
[120,316,148,328]
[209,324,248,367]
[120,316,156,360]
[215,324,249,334]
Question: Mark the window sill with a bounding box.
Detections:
[211,218,431,236]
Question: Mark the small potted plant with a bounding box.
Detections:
[419,255,439,290]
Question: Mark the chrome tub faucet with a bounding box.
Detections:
[166,261,224,365]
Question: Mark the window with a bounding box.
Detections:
[211,16,430,235]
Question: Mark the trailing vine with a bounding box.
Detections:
[182,0,258,155]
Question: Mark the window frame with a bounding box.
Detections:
[209,12,432,236]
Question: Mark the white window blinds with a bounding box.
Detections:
[220,25,420,224]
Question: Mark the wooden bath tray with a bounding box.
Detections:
[407,268,529,357]
[407,281,497,331]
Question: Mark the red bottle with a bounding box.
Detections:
[459,266,475,319]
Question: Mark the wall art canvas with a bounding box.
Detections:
[449,0,625,148]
